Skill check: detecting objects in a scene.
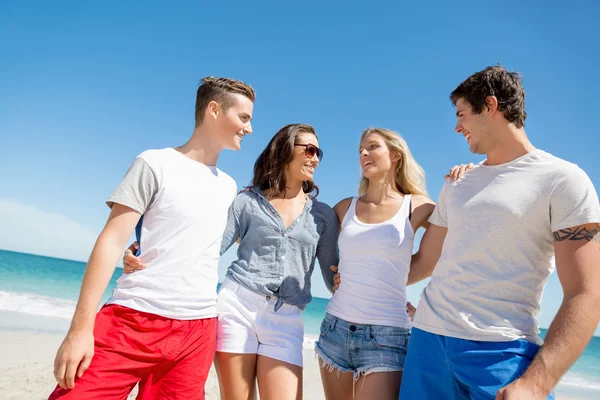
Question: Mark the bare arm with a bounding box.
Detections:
[522,224,599,393]
[498,223,600,399]
[54,204,141,389]
[407,223,448,285]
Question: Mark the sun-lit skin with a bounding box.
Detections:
[359,133,400,183]
[453,97,496,155]
[214,93,254,151]
[285,132,320,183]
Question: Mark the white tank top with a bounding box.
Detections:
[326,195,414,328]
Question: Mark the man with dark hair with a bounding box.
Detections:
[402,65,600,399]
[49,77,255,399]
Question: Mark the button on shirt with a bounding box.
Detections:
[220,187,340,310]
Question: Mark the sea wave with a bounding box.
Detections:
[559,371,600,391]
[0,291,76,319]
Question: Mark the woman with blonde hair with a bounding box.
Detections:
[315,127,467,399]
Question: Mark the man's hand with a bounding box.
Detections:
[53,331,95,389]
[330,265,340,293]
[496,377,548,400]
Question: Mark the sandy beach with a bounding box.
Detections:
[0,330,326,400]
[0,329,590,400]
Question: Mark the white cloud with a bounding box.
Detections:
[0,199,98,262]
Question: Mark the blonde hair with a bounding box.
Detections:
[358,127,427,197]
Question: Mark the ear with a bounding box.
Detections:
[206,100,221,120]
[485,96,499,116]
[392,151,402,163]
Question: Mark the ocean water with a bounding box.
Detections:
[1,249,598,397]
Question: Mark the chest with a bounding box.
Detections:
[448,171,551,231]
[355,198,405,224]
[269,198,309,230]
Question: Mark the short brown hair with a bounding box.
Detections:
[195,77,255,126]
[450,65,527,128]
[251,124,319,198]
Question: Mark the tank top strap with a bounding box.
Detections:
[340,197,358,228]
[403,194,412,220]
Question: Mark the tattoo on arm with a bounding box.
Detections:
[553,226,600,244]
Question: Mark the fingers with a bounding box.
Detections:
[54,356,67,389]
[332,273,341,292]
[65,359,78,389]
[123,248,146,274]
[77,352,93,378]
[330,265,338,272]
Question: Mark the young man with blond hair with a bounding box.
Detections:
[49,77,255,400]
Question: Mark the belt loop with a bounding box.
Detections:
[366,325,372,340]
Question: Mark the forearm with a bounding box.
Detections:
[69,234,123,334]
[521,291,600,394]
[407,253,434,285]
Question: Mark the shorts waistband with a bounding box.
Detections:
[221,278,299,313]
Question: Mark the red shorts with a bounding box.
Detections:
[48,304,217,400]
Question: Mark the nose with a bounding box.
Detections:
[244,122,253,135]
[454,122,463,134]
[360,148,369,157]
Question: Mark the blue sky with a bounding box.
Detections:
[1,1,598,334]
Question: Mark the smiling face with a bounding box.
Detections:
[359,133,399,180]
[285,132,320,183]
[454,97,494,155]
[214,93,254,151]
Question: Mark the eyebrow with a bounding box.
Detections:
[240,113,252,120]
[359,140,378,150]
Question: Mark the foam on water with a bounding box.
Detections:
[0,290,76,319]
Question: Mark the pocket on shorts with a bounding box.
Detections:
[371,332,409,353]
[319,316,336,338]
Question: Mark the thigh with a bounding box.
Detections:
[356,371,403,400]
[400,328,454,400]
[449,338,554,400]
[214,352,258,400]
[318,355,355,400]
[49,305,159,400]
[138,317,217,400]
[256,355,302,400]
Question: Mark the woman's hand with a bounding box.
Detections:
[122,242,146,273]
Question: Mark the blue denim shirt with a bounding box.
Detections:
[220,186,339,310]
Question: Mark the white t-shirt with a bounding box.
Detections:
[414,150,600,344]
[105,148,237,320]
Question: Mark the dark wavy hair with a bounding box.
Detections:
[450,65,527,128]
[250,123,319,198]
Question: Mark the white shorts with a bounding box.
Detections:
[216,278,304,367]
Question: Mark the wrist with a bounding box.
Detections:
[519,370,553,396]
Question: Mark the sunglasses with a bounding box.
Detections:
[295,143,324,161]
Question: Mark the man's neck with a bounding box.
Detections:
[176,127,223,166]
[485,126,536,165]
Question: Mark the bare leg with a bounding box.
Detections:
[214,352,258,400]
[355,371,403,400]
[318,355,355,400]
[256,355,302,400]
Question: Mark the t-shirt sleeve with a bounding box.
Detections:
[550,165,600,232]
[428,180,451,228]
[106,158,158,214]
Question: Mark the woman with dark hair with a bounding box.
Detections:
[124,123,338,400]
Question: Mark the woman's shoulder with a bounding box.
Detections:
[410,194,435,208]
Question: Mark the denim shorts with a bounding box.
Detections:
[315,313,410,380]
